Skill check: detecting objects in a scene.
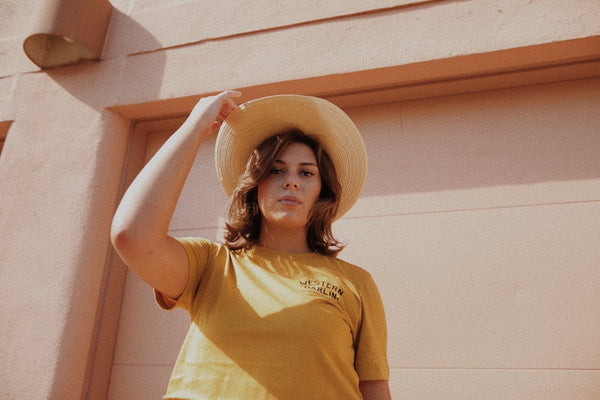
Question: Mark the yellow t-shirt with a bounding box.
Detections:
[156,237,389,399]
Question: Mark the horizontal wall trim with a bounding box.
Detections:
[109,35,600,120]
[0,120,13,138]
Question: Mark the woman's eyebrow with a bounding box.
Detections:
[273,159,318,167]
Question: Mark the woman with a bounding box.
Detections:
[111,91,391,399]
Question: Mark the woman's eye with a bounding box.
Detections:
[300,170,316,177]
[270,168,283,175]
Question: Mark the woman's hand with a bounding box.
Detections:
[183,90,241,140]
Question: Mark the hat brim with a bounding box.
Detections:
[215,94,368,219]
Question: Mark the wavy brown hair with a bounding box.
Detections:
[223,129,344,256]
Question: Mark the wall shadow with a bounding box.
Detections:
[350,78,600,200]
[35,8,167,399]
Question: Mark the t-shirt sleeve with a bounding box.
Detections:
[154,237,214,312]
[354,272,390,381]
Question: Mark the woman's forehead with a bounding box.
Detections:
[274,142,318,163]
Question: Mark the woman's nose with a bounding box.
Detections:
[284,176,299,189]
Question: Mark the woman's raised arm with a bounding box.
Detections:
[111,90,240,298]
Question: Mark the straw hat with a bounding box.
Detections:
[215,94,368,219]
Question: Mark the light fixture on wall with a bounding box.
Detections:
[23,0,114,69]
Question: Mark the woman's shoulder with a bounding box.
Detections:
[318,253,375,280]
[176,236,215,247]
[175,236,231,257]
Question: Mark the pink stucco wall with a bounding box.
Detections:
[0,1,599,399]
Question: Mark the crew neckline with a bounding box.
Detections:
[249,245,322,259]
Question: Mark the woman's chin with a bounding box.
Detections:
[262,212,308,229]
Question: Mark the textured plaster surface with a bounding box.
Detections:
[108,78,600,399]
[0,0,599,398]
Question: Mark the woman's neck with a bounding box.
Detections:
[258,225,311,253]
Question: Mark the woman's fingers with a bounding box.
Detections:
[185,90,241,137]
[218,98,239,121]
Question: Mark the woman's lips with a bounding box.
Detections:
[279,196,301,205]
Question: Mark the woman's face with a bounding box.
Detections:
[257,142,322,231]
